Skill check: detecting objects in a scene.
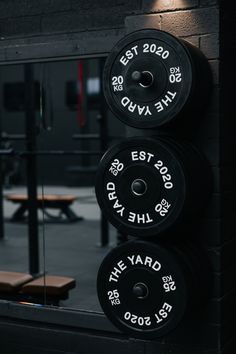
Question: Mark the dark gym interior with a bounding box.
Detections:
[0,1,235,354]
[0,57,125,310]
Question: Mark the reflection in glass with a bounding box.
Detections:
[0,58,125,312]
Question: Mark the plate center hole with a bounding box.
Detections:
[131,178,147,196]
[131,70,154,88]
[133,282,149,299]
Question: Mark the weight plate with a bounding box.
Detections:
[103,29,211,128]
[96,137,187,237]
[97,240,189,339]
[96,136,211,237]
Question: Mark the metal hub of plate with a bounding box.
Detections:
[95,137,186,237]
[103,29,211,128]
[97,240,188,339]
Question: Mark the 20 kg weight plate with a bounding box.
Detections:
[103,29,212,128]
[95,137,210,237]
[97,240,190,339]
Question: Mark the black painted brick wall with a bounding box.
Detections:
[125,2,223,354]
[0,0,141,38]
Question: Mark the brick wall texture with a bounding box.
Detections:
[125,4,225,354]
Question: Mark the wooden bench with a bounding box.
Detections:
[6,194,83,223]
[0,271,33,301]
[21,275,76,305]
[0,271,33,293]
[0,271,76,305]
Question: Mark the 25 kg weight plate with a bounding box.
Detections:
[97,240,192,339]
[103,29,212,128]
[95,137,210,237]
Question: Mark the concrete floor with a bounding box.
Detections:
[0,185,117,312]
[3,185,100,221]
